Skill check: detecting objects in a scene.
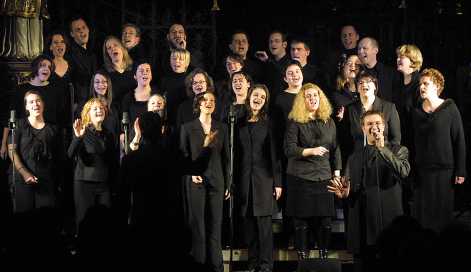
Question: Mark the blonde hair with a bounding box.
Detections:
[288,83,332,123]
[103,36,133,73]
[170,48,191,70]
[396,44,423,71]
[81,98,108,128]
[421,68,445,95]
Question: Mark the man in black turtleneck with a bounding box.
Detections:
[358,37,396,102]
[67,16,97,106]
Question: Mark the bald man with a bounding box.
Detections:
[358,37,396,102]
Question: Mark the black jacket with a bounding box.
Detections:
[236,119,281,216]
[345,143,410,253]
[180,119,230,191]
[68,126,117,182]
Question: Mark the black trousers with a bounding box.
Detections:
[243,215,273,271]
[189,180,224,272]
[11,177,55,213]
[74,180,111,229]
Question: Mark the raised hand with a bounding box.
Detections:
[73,119,85,138]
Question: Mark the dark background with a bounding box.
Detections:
[45,0,471,91]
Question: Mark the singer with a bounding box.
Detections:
[412,68,466,232]
[8,91,60,213]
[236,84,282,272]
[180,91,230,272]
[328,110,410,271]
[121,61,156,150]
[284,83,341,259]
[68,98,118,230]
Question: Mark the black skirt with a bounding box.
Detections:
[285,175,335,217]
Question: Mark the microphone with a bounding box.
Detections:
[9,110,16,130]
[122,112,130,154]
[228,104,236,124]
[122,112,130,128]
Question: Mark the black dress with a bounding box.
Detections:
[412,99,467,232]
[284,118,341,217]
[9,119,59,212]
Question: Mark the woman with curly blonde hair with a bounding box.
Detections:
[284,83,341,260]
[68,98,117,231]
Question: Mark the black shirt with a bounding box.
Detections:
[68,126,116,182]
[159,71,189,128]
[284,118,341,181]
[412,99,466,176]
[11,119,59,181]
[67,42,97,105]
[108,69,137,111]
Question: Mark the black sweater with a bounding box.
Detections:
[412,99,467,176]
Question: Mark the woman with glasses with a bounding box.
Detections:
[345,72,401,151]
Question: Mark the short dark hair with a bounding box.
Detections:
[122,23,141,37]
[291,39,310,50]
[283,59,303,76]
[361,110,385,126]
[356,71,379,94]
[69,16,87,32]
[31,54,54,77]
[269,30,287,42]
[231,29,250,44]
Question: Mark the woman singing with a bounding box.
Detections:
[8,91,60,213]
[180,91,229,272]
[284,83,341,259]
[412,68,466,232]
[237,84,282,272]
[68,98,117,229]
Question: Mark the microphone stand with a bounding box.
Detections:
[227,105,236,272]
[9,116,17,212]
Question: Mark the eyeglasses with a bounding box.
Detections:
[358,79,374,85]
[193,80,206,85]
